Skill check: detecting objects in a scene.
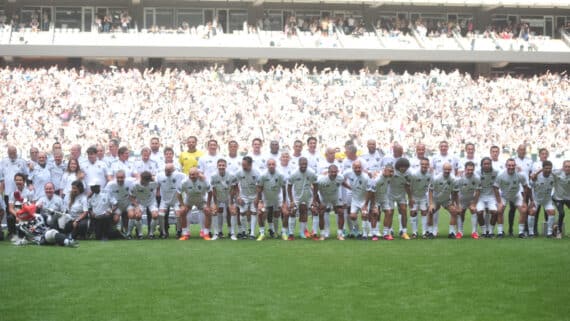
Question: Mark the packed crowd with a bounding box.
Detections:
[0,65,567,159]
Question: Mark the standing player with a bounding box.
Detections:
[428,163,459,238]
[552,160,570,238]
[391,158,412,239]
[109,146,137,181]
[28,152,52,200]
[360,139,384,177]
[512,144,533,236]
[150,137,165,169]
[304,136,323,173]
[314,164,348,240]
[528,161,556,237]
[179,136,203,175]
[134,147,159,178]
[225,140,242,176]
[458,143,479,175]
[408,157,432,238]
[256,159,287,241]
[198,139,220,181]
[410,143,427,173]
[489,146,505,173]
[234,156,260,240]
[248,138,268,173]
[455,161,481,239]
[209,159,238,240]
[475,157,500,238]
[177,168,211,240]
[431,141,459,235]
[346,160,371,239]
[290,140,304,169]
[127,171,159,239]
[495,159,530,238]
[267,140,281,162]
[287,157,317,240]
[367,165,394,240]
[529,148,550,234]
[157,164,186,238]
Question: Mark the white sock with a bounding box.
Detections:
[250,215,257,236]
[182,227,189,236]
[212,217,219,235]
[149,218,157,235]
[273,217,279,233]
[547,215,555,235]
[457,216,463,233]
[203,228,209,236]
[259,226,265,235]
[449,225,456,234]
[484,213,491,232]
[135,220,143,236]
[199,211,204,231]
[282,227,287,235]
[411,216,418,234]
[127,220,134,235]
[433,211,439,233]
[230,216,237,235]
[312,216,319,235]
[361,220,367,235]
[218,211,225,233]
[343,211,348,231]
[497,224,503,234]
[421,216,427,235]
[288,217,296,235]
[520,223,527,235]
[383,227,389,236]
[239,216,247,233]
[471,214,478,233]
[324,213,330,235]
[300,222,307,236]
[490,224,495,234]
[398,214,403,232]
[337,229,343,237]
[158,216,165,235]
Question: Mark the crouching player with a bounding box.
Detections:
[313,164,348,240]
[127,171,159,239]
[178,168,211,240]
[367,165,394,240]
[256,159,287,241]
[428,163,459,238]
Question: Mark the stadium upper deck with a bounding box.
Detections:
[0,0,569,66]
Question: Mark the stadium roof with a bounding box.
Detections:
[256,0,570,8]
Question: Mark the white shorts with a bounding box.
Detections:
[476,195,498,212]
[502,195,523,208]
[535,199,555,211]
[459,198,475,211]
[238,199,257,213]
[159,200,179,211]
[411,198,428,212]
[263,198,282,209]
[129,204,158,214]
[350,201,366,214]
[391,194,408,205]
[375,199,392,211]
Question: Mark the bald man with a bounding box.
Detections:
[346,160,371,239]
[428,163,459,239]
[177,168,211,240]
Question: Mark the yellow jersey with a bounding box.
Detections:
[179,150,204,175]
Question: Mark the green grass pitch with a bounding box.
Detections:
[1,210,569,321]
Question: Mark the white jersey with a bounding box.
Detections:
[210,172,237,203]
[225,155,242,176]
[267,152,280,163]
[514,157,533,178]
[288,169,317,203]
[36,194,64,216]
[458,156,480,173]
[64,193,89,219]
[103,155,119,168]
[49,161,67,191]
[157,171,186,205]
[409,157,424,173]
[431,154,460,175]
[492,159,506,174]
[150,151,165,169]
[476,169,499,198]
[552,169,570,200]
[289,154,302,171]
[105,180,134,210]
[28,164,52,199]
[258,171,287,205]
[341,157,368,174]
[345,171,370,205]
[110,160,138,179]
[316,174,344,204]
[235,169,260,200]
[361,151,383,174]
[198,154,220,181]
[178,178,209,205]
[82,160,109,187]
[430,174,457,204]
[303,151,323,173]
[134,159,159,177]
[248,153,268,174]
[531,173,555,204]
[316,159,336,175]
[130,182,159,207]
[390,169,411,201]
[494,171,528,201]
[369,175,391,202]
[0,157,29,195]
[89,192,113,216]
[455,174,481,202]
[409,170,432,200]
